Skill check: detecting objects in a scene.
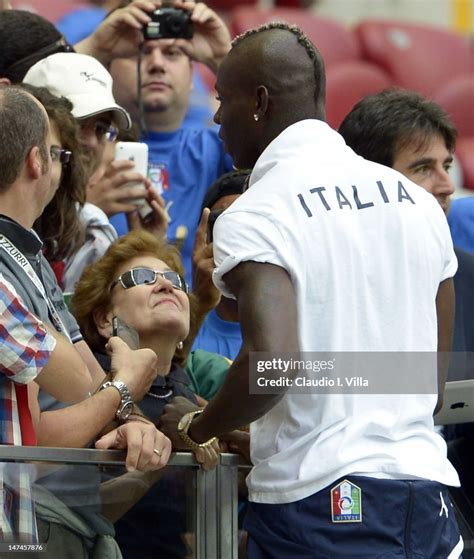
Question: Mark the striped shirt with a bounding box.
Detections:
[0,275,56,542]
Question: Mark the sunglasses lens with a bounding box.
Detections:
[133,269,157,286]
[120,270,136,289]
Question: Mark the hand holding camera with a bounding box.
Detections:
[79,0,230,71]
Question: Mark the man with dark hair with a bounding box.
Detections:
[339,88,457,213]
[162,24,463,558]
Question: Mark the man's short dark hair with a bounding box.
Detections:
[338,88,457,167]
[0,10,63,83]
[0,86,49,192]
[233,22,326,119]
[201,170,250,213]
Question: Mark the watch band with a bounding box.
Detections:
[100,380,134,422]
[178,410,217,449]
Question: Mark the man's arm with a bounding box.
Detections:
[434,277,455,415]
[37,338,158,448]
[34,328,93,403]
[161,261,300,445]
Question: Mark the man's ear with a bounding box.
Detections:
[94,309,114,339]
[0,77,11,86]
[25,146,43,180]
[254,85,269,121]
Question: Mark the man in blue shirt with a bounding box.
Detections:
[109,1,233,281]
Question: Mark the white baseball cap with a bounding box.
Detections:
[23,52,131,129]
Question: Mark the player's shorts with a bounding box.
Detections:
[245,475,463,558]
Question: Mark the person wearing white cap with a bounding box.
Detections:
[24,52,131,168]
[24,52,169,292]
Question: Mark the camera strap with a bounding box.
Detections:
[0,234,71,341]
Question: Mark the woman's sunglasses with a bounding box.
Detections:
[111,267,188,293]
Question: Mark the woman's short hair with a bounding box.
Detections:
[71,231,191,354]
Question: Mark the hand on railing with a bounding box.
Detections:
[219,430,251,465]
[95,421,172,472]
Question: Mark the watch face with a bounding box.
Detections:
[177,413,189,432]
[121,401,134,420]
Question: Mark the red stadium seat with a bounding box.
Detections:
[230,7,361,67]
[434,75,474,138]
[456,137,474,191]
[326,61,392,129]
[11,0,88,23]
[355,19,474,98]
[208,0,256,9]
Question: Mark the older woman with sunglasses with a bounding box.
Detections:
[71,230,221,557]
[71,230,220,456]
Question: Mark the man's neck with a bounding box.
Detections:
[144,106,187,134]
[0,194,36,230]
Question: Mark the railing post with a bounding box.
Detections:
[217,461,239,559]
[195,466,218,559]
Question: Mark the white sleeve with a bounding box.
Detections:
[212,210,293,298]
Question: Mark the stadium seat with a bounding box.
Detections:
[456,137,474,191]
[230,7,361,68]
[11,0,88,23]
[434,75,474,138]
[326,61,392,129]
[355,19,473,98]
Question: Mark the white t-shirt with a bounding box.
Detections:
[213,119,460,504]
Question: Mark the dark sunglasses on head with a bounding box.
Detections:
[6,37,74,75]
[111,267,188,293]
[50,146,72,166]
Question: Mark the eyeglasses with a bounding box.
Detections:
[50,146,72,166]
[6,37,74,75]
[79,120,118,143]
[111,267,188,293]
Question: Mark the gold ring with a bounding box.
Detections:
[153,448,162,457]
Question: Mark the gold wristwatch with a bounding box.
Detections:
[177,410,217,449]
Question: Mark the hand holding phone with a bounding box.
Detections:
[114,142,153,222]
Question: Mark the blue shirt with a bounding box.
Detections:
[192,308,242,360]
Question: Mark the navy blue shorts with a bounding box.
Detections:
[245,476,463,559]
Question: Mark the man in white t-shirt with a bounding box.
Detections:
[161,23,463,558]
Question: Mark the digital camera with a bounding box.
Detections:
[143,8,194,41]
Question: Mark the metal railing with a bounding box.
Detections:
[0,446,248,559]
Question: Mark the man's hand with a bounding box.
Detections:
[87,159,150,217]
[95,421,171,471]
[161,396,200,449]
[108,337,158,401]
[220,430,251,464]
[161,396,220,469]
[75,0,159,66]
[127,185,170,239]
[191,208,221,311]
[175,1,232,72]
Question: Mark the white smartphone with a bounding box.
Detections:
[114,141,153,221]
